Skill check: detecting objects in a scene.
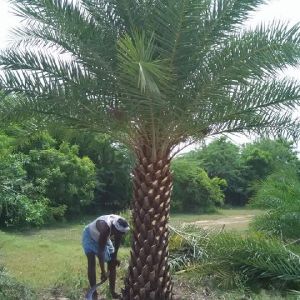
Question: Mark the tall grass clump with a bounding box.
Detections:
[0,266,36,300]
[51,267,86,300]
[250,169,300,239]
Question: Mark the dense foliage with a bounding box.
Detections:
[0,151,49,226]
[181,137,300,206]
[240,139,299,198]
[0,131,96,226]
[2,132,299,226]
[25,143,96,217]
[186,138,246,205]
[241,139,299,174]
[172,159,226,212]
[55,132,133,211]
[250,169,300,239]
[0,128,136,226]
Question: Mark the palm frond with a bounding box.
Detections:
[118,31,171,97]
[190,22,300,96]
[9,0,117,73]
[0,0,300,145]
[0,49,90,83]
[170,227,300,290]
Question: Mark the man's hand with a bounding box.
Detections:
[101,271,108,282]
[114,259,121,267]
[111,291,121,299]
[110,259,120,268]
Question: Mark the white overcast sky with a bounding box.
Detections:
[0,0,300,152]
[2,0,300,48]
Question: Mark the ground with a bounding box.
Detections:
[170,209,263,231]
[0,209,264,299]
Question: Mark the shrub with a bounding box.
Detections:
[0,138,96,225]
[241,139,298,175]
[0,153,48,226]
[2,195,50,227]
[172,159,226,212]
[250,169,300,239]
[25,142,96,217]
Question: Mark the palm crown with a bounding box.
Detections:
[1,1,300,299]
[1,0,300,156]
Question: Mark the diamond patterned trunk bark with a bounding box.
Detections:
[121,149,173,300]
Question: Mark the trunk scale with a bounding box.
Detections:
[122,150,174,300]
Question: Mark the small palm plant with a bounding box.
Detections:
[1,1,300,299]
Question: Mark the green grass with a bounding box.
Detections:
[0,222,129,292]
[1,228,84,289]
[0,208,262,298]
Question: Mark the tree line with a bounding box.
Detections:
[1,128,298,227]
[172,137,299,212]
[0,128,132,226]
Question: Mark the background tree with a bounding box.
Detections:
[241,138,299,199]
[241,138,299,174]
[1,1,300,299]
[250,168,300,239]
[25,142,96,217]
[54,131,133,211]
[186,138,246,206]
[0,130,97,226]
[183,137,300,206]
[172,158,225,213]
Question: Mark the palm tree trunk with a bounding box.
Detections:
[121,148,173,300]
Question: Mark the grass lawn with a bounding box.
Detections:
[0,208,262,298]
[0,219,130,297]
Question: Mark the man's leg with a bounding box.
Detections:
[107,260,120,299]
[87,253,97,300]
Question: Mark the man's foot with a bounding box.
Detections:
[111,291,121,299]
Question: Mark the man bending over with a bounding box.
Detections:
[82,214,130,299]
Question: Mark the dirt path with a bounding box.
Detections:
[184,214,255,231]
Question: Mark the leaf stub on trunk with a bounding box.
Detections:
[122,152,174,300]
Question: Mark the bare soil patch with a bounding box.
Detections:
[184,214,255,231]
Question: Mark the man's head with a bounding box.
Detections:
[112,217,130,236]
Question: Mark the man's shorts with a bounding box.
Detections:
[82,226,115,261]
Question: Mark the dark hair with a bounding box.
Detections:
[117,218,129,228]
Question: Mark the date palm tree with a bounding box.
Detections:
[1,0,300,299]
